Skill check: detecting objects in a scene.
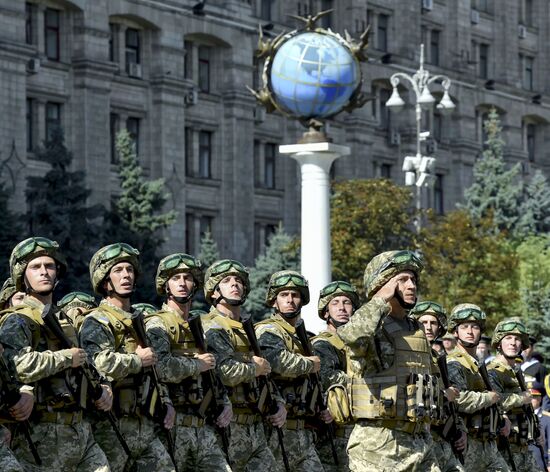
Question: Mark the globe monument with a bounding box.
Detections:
[249,11,369,331]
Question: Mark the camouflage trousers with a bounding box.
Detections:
[268,425,324,472]
[167,420,231,472]
[0,441,24,472]
[505,446,541,472]
[316,425,352,472]
[463,438,510,472]
[224,421,278,472]
[346,423,441,472]
[11,417,109,471]
[93,415,174,472]
[432,435,465,472]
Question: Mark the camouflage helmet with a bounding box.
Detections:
[317,280,360,319]
[491,319,529,351]
[0,277,17,309]
[10,237,67,291]
[155,253,203,296]
[203,259,250,305]
[363,250,423,301]
[410,300,448,333]
[448,303,486,332]
[89,243,140,295]
[132,303,158,315]
[266,270,310,307]
[58,291,97,311]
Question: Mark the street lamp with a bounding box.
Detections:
[385,44,455,230]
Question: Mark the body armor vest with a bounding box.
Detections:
[312,331,348,373]
[256,316,319,417]
[348,316,435,423]
[0,305,83,412]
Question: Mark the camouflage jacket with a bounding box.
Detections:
[312,330,348,391]
[486,357,524,412]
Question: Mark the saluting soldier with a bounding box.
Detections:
[145,253,232,471]
[312,280,360,471]
[0,237,111,471]
[79,243,175,472]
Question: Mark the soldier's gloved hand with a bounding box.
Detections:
[253,356,271,377]
[444,386,460,402]
[69,347,87,368]
[521,391,533,405]
[196,353,216,372]
[9,390,34,421]
[500,416,511,437]
[95,384,113,412]
[319,408,333,424]
[216,404,232,428]
[373,278,399,303]
[163,403,176,430]
[268,402,287,428]
[488,391,501,405]
[136,346,157,367]
[307,356,321,374]
[454,431,467,452]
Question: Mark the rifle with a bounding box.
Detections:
[514,365,547,470]
[436,354,465,465]
[478,361,517,471]
[131,310,178,471]
[187,312,231,464]
[0,349,41,465]
[41,304,132,458]
[241,315,290,472]
[294,319,339,466]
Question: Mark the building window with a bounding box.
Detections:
[526,123,536,162]
[110,113,119,164]
[380,88,391,129]
[45,102,61,142]
[433,174,444,215]
[198,130,212,178]
[522,55,534,91]
[199,215,213,238]
[185,213,194,254]
[433,112,442,142]
[254,222,277,256]
[297,2,309,16]
[184,41,193,80]
[429,30,440,66]
[126,117,140,156]
[185,127,193,176]
[45,8,60,61]
[479,44,489,79]
[521,0,534,26]
[475,0,489,13]
[476,110,490,145]
[26,3,35,45]
[320,0,333,29]
[380,163,392,179]
[125,28,141,76]
[26,99,34,152]
[198,46,210,93]
[260,0,272,21]
[377,14,388,52]
[109,23,117,62]
[186,213,216,254]
[264,143,276,189]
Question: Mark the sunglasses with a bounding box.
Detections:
[162,253,201,271]
[210,260,247,276]
[19,237,59,258]
[320,281,355,297]
[271,274,308,289]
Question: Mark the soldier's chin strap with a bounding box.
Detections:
[24,276,57,297]
[500,346,522,360]
[395,291,416,310]
[167,283,196,305]
[213,286,245,307]
[327,314,347,328]
[105,278,133,299]
[457,337,479,349]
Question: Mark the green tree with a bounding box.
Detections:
[462,108,523,234]
[517,170,550,236]
[330,179,416,297]
[244,224,299,321]
[0,183,24,282]
[105,129,177,303]
[418,210,519,330]
[198,230,220,268]
[26,127,102,293]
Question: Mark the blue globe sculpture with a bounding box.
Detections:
[269,32,361,119]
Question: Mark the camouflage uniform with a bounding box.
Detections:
[446,304,510,472]
[337,251,441,472]
[0,360,24,472]
[0,237,109,471]
[487,320,540,472]
[0,277,17,311]
[57,291,97,331]
[80,243,174,472]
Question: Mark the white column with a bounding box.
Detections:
[279,142,350,333]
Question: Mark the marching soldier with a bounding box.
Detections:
[336,250,441,471]
[0,277,25,311]
[256,270,328,471]
[57,291,97,331]
[487,319,541,471]
[79,243,176,472]
[202,259,284,471]
[446,303,511,472]
[0,237,111,471]
[410,301,467,472]
[145,253,232,471]
[312,280,360,471]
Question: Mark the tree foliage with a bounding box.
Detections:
[198,230,220,268]
[330,179,416,297]
[517,170,550,236]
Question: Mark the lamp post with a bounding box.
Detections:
[385,44,455,231]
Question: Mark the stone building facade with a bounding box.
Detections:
[0,0,548,264]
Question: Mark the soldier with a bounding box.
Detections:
[79,243,176,472]
[0,237,111,471]
[410,301,467,472]
[312,280,360,471]
[132,303,158,315]
[145,253,232,471]
[446,303,511,471]
[442,333,457,354]
[336,251,440,471]
[487,319,541,471]
[57,291,97,331]
[0,277,25,310]
[202,259,284,471]
[255,270,328,471]
[477,335,494,364]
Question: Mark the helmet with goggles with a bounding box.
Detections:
[491,319,529,351]
[317,280,360,319]
[410,300,448,333]
[266,270,310,307]
[89,243,140,295]
[448,303,486,332]
[155,253,203,296]
[203,259,250,305]
[58,291,97,311]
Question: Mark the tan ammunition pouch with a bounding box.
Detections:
[327,383,352,425]
[349,318,434,423]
